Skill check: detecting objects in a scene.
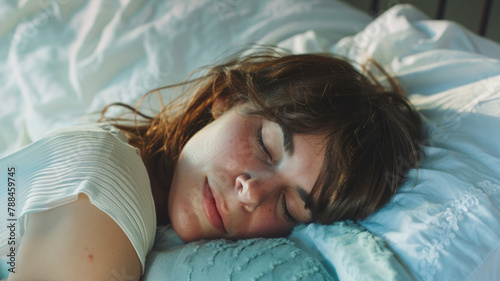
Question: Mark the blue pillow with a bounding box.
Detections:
[142,226,334,281]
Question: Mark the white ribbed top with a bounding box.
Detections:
[0,123,156,273]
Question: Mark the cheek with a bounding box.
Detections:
[234,137,254,160]
[168,165,203,234]
[168,191,203,242]
[171,199,194,225]
[211,138,258,193]
[214,132,255,171]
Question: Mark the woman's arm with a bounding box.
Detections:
[8,193,141,281]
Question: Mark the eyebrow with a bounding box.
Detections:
[278,125,303,202]
[296,185,309,204]
[296,184,316,219]
[278,125,315,217]
[280,125,295,156]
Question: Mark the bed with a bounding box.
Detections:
[1,0,499,280]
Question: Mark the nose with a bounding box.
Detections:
[235,173,275,212]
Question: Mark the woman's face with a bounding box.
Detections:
[168,106,325,242]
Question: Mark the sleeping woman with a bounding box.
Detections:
[1,50,421,280]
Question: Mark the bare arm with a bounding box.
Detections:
[8,193,141,281]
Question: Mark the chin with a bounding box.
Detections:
[173,223,199,242]
[171,215,220,242]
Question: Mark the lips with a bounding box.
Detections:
[202,178,226,233]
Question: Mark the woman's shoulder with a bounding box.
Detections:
[45,122,129,144]
[9,194,142,280]
[2,123,137,169]
[4,123,156,272]
[37,123,140,164]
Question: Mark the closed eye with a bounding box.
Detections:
[281,193,296,224]
[257,128,272,161]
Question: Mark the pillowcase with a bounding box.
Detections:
[142,226,334,281]
[289,222,416,281]
[143,221,417,281]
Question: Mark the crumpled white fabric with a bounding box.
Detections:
[0,0,371,157]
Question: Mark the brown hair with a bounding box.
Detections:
[101,49,422,225]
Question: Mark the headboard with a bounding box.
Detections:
[343,0,499,43]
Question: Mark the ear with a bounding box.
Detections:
[211,96,228,119]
